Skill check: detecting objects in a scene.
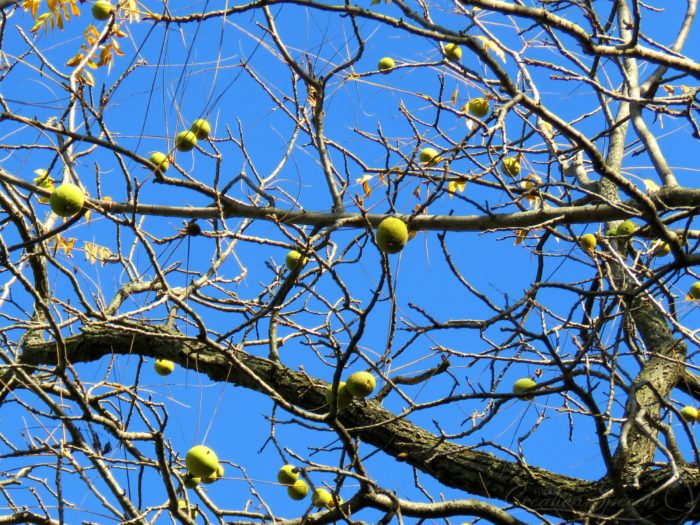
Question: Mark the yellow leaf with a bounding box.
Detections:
[33,169,54,203]
[514,230,527,246]
[30,13,50,33]
[47,0,55,12]
[448,179,466,197]
[56,12,63,29]
[476,36,506,63]
[84,242,98,264]
[680,85,692,94]
[82,71,94,86]
[111,38,123,56]
[65,54,83,67]
[53,235,75,255]
[122,0,140,21]
[407,230,418,241]
[450,86,458,106]
[70,0,79,16]
[99,246,112,265]
[662,85,675,96]
[447,180,456,198]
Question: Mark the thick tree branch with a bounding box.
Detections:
[19,328,700,522]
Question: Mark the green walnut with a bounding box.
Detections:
[377,57,395,73]
[185,445,218,478]
[149,152,169,174]
[500,157,521,178]
[190,118,211,140]
[346,371,376,399]
[175,130,198,152]
[92,0,113,20]
[376,217,408,254]
[326,382,353,410]
[467,98,489,118]
[50,183,84,217]
[444,43,462,62]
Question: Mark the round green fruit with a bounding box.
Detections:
[50,183,84,217]
[376,217,408,254]
[202,463,224,484]
[287,479,309,501]
[467,98,489,118]
[175,130,198,152]
[512,378,537,397]
[653,241,671,257]
[183,473,200,489]
[444,43,462,62]
[190,119,211,140]
[617,220,636,236]
[285,249,307,271]
[689,282,700,300]
[185,445,218,478]
[177,499,199,519]
[325,382,353,411]
[277,464,299,485]
[149,152,169,174]
[92,0,113,20]
[377,57,395,73]
[311,488,333,508]
[500,157,521,178]
[154,358,174,376]
[680,406,697,423]
[419,147,440,165]
[346,371,376,399]
[579,233,596,252]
